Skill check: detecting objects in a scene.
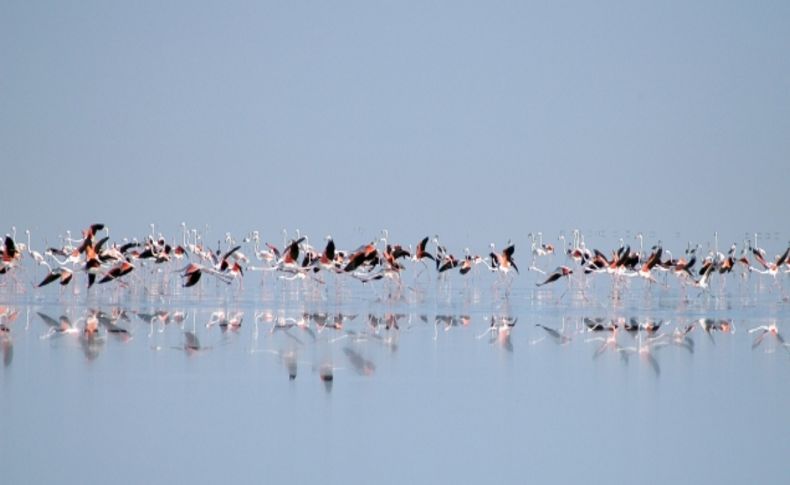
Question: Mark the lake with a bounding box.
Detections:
[1,262,789,484]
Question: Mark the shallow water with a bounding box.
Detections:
[1,270,789,484]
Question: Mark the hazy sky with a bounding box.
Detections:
[2,1,789,250]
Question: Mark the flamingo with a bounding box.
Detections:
[624,244,664,285]
[437,253,460,273]
[749,244,790,278]
[528,232,554,261]
[37,267,74,287]
[718,243,737,274]
[1,236,22,274]
[180,263,233,287]
[24,230,50,271]
[670,245,698,279]
[98,260,135,284]
[317,236,339,273]
[536,266,573,287]
[459,251,485,275]
[489,242,519,274]
[343,242,379,273]
[694,260,716,290]
[413,236,436,264]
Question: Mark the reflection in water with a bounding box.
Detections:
[0,308,19,367]
[574,316,737,376]
[207,310,243,332]
[136,309,188,336]
[670,324,696,354]
[586,323,618,360]
[38,312,77,339]
[0,307,20,326]
[476,315,517,352]
[615,333,664,376]
[749,321,790,354]
[319,362,334,392]
[366,312,408,333]
[435,314,472,335]
[79,332,104,361]
[568,316,735,376]
[2,303,787,383]
[254,347,301,380]
[533,324,572,346]
[305,312,356,331]
[1,324,12,367]
[96,309,133,342]
[184,331,201,352]
[698,318,735,345]
[699,318,735,334]
[343,347,375,376]
[285,351,298,380]
[583,317,617,332]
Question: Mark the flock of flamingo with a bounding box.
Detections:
[0,223,788,299]
[1,223,788,378]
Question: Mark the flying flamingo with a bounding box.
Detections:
[343,242,379,273]
[536,266,573,287]
[489,242,519,275]
[1,236,22,274]
[98,260,135,284]
[749,244,790,278]
[37,267,74,287]
[694,259,716,290]
[180,263,233,287]
[624,244,666,286]
[459,250,485,276]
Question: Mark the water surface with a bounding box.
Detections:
[1,270,789,484]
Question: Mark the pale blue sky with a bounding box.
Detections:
[2,1,789,249]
